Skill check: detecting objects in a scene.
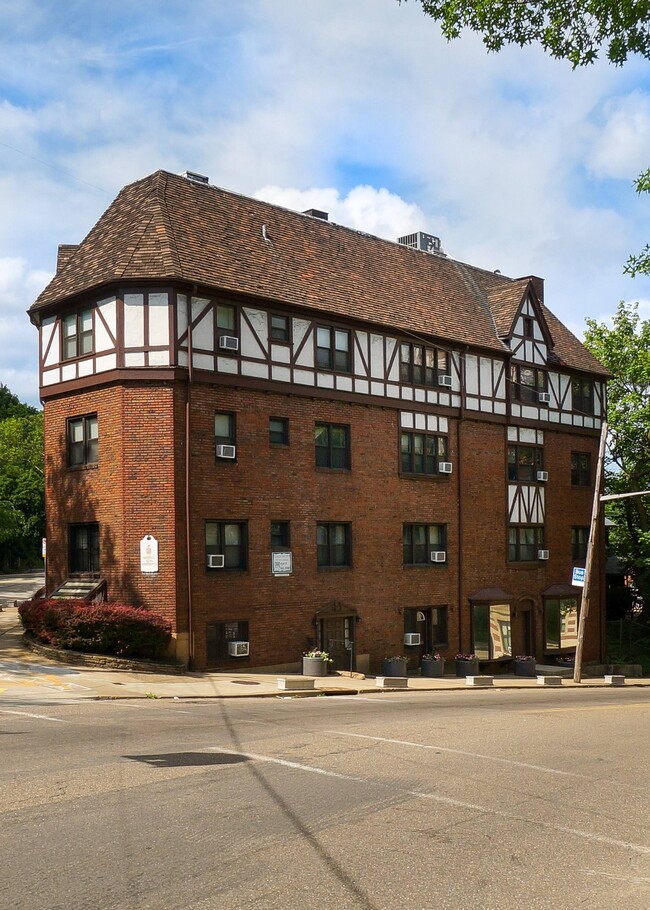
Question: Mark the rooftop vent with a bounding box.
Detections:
[398,231,443,256]
[182,171,210,186]
[302,208,329,221]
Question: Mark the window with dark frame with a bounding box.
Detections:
[508,526,543,562]
[62,309,93,360]
[205,521,248,569]
[216,303,236,338]
[315,423,350,469]
[507,444,543,482]
[316,522,351,568]
[270,315,290,342]
[67,414,98,467]
[399,343,449,386]
[572,526,589,561]
[510,364,547,403]
[402,524,446,565]
[400,432,448,476]
[544,597,579,651]
[315,326,351,372]
[571,452,591,487]
[215,412,236,459]
[572,377,594,415]
[523,316,534,338]
[206,620,250,662]
[271,521,290,550]
[69,523,100,575]
[269,417,289,446]
[472,602,512,658]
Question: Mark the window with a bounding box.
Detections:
[571,452,591,487]
[315,423,350,469]
[269,417,289,446]
[317,523,351,567]
[216,303,236,338]
[316,326,351,372]
[511,364,547,403]
[572,377,594,415]
[403,524,446,565]
[507,445,543,483]
[400,432,448,475]
[215,412,236,459]
[472,603,512,659]
[400,343,449,386]
[523,316,534,338]
[572,527,589,561]
[544,597,579,651]
[67,415,98,467]
[271,521,290,550]
[69,523,100,575]
[205,521,247,569]
[206,621,249,662]
[508,526,543,562]
[62,309,93,360]
[270,315,290,342]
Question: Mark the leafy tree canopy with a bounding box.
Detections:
[0,383,37,420]
[408,1,650,67]
[584,301,650,617]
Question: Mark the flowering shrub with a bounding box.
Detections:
[18,598,172,660]
[422,652,443,661]
[384,655,407,662]
[455,653,477,661]
[515,655,535,661]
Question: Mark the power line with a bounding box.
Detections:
[0,140,111,196]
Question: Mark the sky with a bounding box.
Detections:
[1,0,650,408]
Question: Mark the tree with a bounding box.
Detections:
[583,301,650,619]
[0,383,37,420]
[0,405,44,569]
[626,169,650,277]
[408,1,650,67]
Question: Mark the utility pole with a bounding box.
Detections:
[573,420,650,683]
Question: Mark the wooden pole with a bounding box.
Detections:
[573,420,608,683]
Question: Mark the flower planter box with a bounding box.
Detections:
[514,659,536,677]
[421,658,445,678]
[302,657,329,677]
[455,658,479,678]
[382,659,407,677]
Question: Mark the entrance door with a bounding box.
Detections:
[320,615,354,671]
[512,601,535,657]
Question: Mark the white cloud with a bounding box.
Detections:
[588,91,650,179]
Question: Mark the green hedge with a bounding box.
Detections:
[18,598,172,660]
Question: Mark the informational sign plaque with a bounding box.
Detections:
[140,535,159,574]
[572,566,586,588]
[272,551,292,576]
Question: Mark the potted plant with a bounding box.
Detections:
[455,653,479,677]
[421,652,445,678]
[302,649,333,677]
[382,655,408,677]
[514,655,536,677]
[556,655,575,669]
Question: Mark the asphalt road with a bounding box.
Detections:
[2,688,650,910]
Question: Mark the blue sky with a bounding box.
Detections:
[2,0,649,407]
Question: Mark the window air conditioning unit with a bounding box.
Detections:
[216,445,236,459]
[228,641,250,657]
[207,554,225,569]
[430,550,447,563]
[538,549,550,560]
[219,335,239,352]
[439,462,453,474]
[537,470,549,482]
[538,392,551,404]
[404,633,421,646]
[438,374,453,388]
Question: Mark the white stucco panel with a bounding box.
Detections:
[95,353,117,373]
[42,317,59,367]
[148,293,169,347]
[241,309,267,359]
[192,299,213,350]
[370,334,385,379]
[293,320,313,367]
[124,294,145,347]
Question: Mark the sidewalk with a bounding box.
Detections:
[2,601,649,701]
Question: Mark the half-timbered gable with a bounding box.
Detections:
[29,169,610,672]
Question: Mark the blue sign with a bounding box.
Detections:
[572,567,586,588]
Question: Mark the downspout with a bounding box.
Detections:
[457,346,467,652]
[185,291,195,668]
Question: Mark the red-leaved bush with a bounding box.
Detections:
[18,598,172,660]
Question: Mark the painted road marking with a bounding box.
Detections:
[522,702,650,714]
[325,730,584,778]
[0,709,64,722]
[207,745,650,857]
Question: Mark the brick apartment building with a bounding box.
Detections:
[29,170,609,671]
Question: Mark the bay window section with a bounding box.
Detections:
[544,597,579,651]
[62,309,93,360]
[472,603,512,659]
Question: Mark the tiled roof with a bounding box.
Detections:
[30,170,608,375]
